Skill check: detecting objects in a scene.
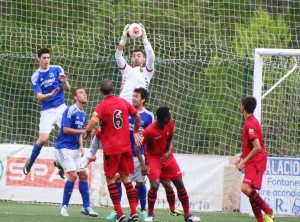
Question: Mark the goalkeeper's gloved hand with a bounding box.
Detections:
[119,24,130,46]
[139,23,149,45]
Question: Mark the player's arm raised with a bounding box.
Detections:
[59,73,71,92]
[117,24,129,51]
[115,24,129,70]
[140,24,155,71]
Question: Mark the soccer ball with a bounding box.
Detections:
[127,23,142,39]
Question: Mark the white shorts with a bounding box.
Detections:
[130,156,146,183]
[39,104,67,134]
[55,148,85,172]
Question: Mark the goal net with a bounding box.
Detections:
[0,1,299,158]
[253,48,300,157]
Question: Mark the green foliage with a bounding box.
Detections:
[0,1,300,156]
[234,7,291,57]
[201,6,295,156]
[199,56,248,155]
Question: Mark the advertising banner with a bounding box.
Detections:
[0,144,229,211]
[0,144,91,203]
[240,157,300,216]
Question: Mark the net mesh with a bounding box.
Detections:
[1,1,300,157]
[261,56,300,157]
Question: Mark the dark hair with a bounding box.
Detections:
[131,49,146,57]
[242,96,257,113]
[133,87,148,104]
[37,48,50,58]
[72,87,84,97]
[72,87,84,101]
[100,79,114,95]
[156,107,170,122]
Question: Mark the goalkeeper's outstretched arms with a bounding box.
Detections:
[115,24,129,69]
[140,23,155,72]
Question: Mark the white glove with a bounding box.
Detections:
[119,24,130,46]
[139,23,149,44]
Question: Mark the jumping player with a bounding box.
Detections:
[23,47,70,177]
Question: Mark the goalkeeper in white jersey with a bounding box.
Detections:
[115,23,155,104]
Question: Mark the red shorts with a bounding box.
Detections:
[103,151,134,178]
[146,155,182,181]
[243,164,265,190]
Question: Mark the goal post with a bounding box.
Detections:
[253,48,300,122]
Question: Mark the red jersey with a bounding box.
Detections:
[93,95,137,155]
[143,119,175,158]
[242,115,267,170]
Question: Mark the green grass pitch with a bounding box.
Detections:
[0,201,299,222]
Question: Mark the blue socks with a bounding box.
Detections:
[62,180,90,209]
[29,143,42,163]
[114,183,146,210]
[79,181,90,209]
[62,180,74,207]
[117,182,122,200]
[138,185,147,211]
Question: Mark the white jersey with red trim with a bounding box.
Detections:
[115,43,155,103]
[119,65,153,103]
